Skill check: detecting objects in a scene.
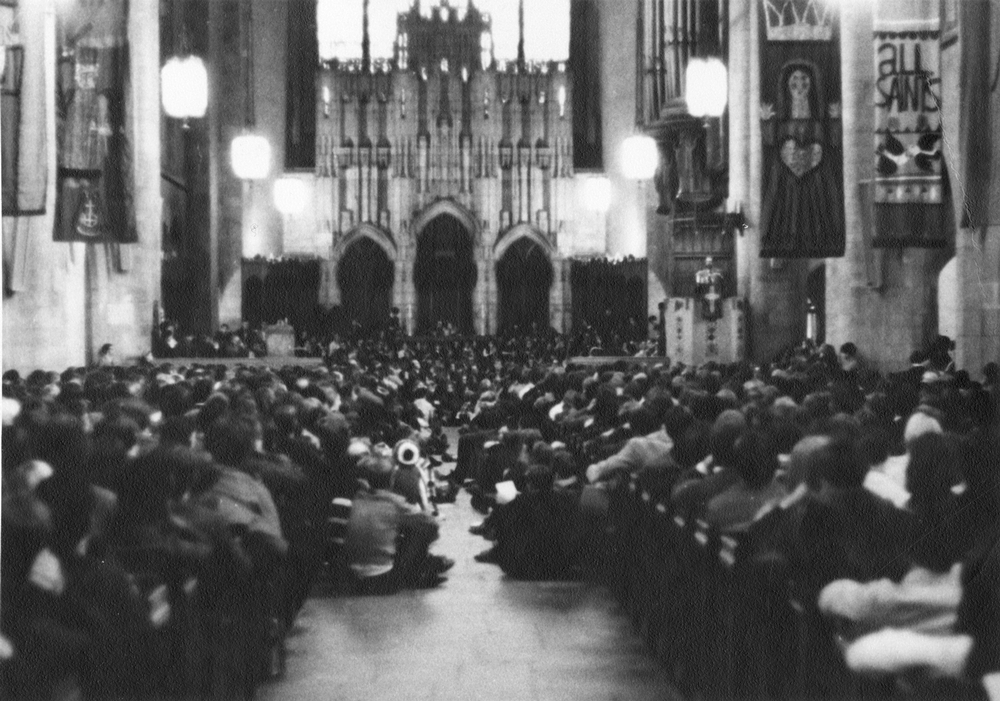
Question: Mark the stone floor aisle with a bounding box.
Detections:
[260,447,681,701]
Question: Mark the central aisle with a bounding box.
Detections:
[262,475,681,700]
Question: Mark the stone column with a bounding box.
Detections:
[740,0,809,362]
[85,0,162,361]
[550,254,565,333]
[729,0,752,299]
[485,247,498,335]
[401,241,416,335]
[822,0,955,370]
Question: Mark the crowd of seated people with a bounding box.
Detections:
[0,361,461,700]
[454,337,998,697]
[152,307,659,361]
[3,330,997,700]
[153,320,268,359]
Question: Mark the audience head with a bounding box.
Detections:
[709,410,746,468]
[204,413,257,467]
[733,430,780,489]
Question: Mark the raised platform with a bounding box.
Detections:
[567,356,671,368]
[151,356,326,368]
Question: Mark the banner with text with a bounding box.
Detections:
[872,2,945,247]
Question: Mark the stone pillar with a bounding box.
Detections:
[824,1,953,370]
[729,0,752,299]
[739,0,809,362]
[550,253,564,333]
[942,1,1000,374]
[598,0,646,259]
[85,0,161,361]
[485,247,498,335]
[825,0,875,348]
[401,241,416,335]
[476,250,489,335]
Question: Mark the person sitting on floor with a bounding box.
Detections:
[342,455,453,593]
[475,464,580,581]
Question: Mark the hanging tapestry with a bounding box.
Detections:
[54,0,136,243]
[872,0,945,247]
[2,0,47,214]
[759,0,845,258]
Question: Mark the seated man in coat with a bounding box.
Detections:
[342,456,453,593]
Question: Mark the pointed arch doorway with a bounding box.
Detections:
[414,213,477,334]
[338,237,394,333]
[496,237,553,335]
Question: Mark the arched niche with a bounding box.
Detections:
[334,223,397,261]
[495,235,554,335]
[411,199,480,248]
[338,236,395,334]
[413,212,477,334]
[493,223,553,261]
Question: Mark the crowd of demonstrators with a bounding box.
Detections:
[453,334,999,693]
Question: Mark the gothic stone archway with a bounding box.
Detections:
[496,237,553,335]
[414,213,477,334]
[338,236,395,334]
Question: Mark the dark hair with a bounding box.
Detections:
[839,342,858,357]
[29,413,90,476]
[710,413,746,468]
[628,406,661,436]
[906,433,960,512]
[204,413,256,467]
[812,435,866,490]
[160,415,196,447]
[673,419,711,469]
[524,464,554,492]
[663,405,694,442]
[906,433,965,571]
[734,430,780,489]
[770,420,804,456]
[92,414,140,453]
[859,427,893,467]
[159,383,194,417]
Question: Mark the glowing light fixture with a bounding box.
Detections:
[161,54,208,122]
[318,0,363,62]
[582,176,612,213]
[621,134,659,180]
[369,1,410,60]
[480,30,493,70]
[231,134,271,180]
[685,57,728,118]
[273,176,308,215]
[480,0,519,62]
[523,0,570,63]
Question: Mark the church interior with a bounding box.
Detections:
[2,1,999,700]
